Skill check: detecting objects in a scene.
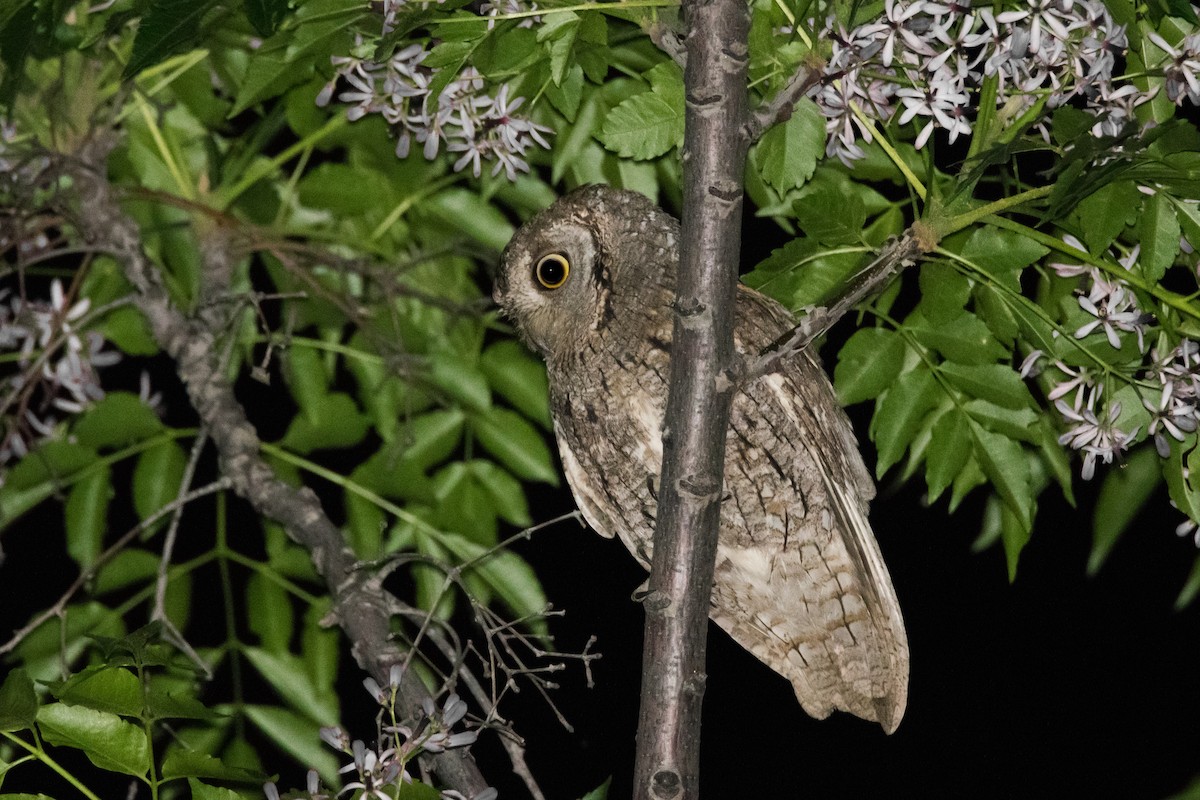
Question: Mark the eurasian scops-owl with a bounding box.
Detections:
[493,185,909,732]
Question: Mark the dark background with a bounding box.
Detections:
[500,444,1200,799]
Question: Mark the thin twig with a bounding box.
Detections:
[0,479,232,658]
[745,60,824,143]
[741,229,926,382]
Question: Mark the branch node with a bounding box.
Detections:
[651,770,682,799]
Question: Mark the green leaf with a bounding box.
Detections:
[280,392,370,453]
[911,312,1008,364]
[793,181,866,245]
[65,465,111,569]
[429,354,491,412]
[1175,554,1200,610]
[581,777,612,800]
[103,306,159,355]
[0,0,36,109]
[283,344,329,421]
[871,366,939,477]
[997,495,1032,581]
[916,263,971,323]
[72,393,164,449]
[37,703,150,777]
[188,779,247,800]
[939,362,1034,409]
[477,338,552,429]
[963,399,1040,443]
[744,238,864,311]
[1137,191,1181,284]
[956,225,1048,289]
[471,407,559,485]
[475,26,539,78]
[123,0,220,78]
[599,90,683,160]
[143,684,217,720]
[162,751,262,783]
[425,189,515,253]
[925,407,971,502]
[973,283,1020,346]
[480,340,551,429]
[94,548,159,595]
[244,0,289,36]
[132,439,186,524]
[247,572,294,654]
[1074,180,1138,253]
[242,647,338,726]
[0,668,38,732]
[1166,438,1200,525]
[47,666,142,717]
[468,459,532,527]
[243,705,340,785]
[969,423,1033,531]
[1,441,97,531]
[399,409,466,470]
[1090,446,1160,575]
[834,327,906,405]
[755,98,824,193]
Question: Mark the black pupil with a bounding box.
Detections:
[539,258,565,286]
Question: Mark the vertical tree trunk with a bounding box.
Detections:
[631,0,750,797]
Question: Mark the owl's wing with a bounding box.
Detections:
[710,286,909,732]
[555,420,619,540]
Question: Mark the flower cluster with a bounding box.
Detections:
[320,12,552,181]
[808,0,1191,164]
[264,665,494,800]
[0,280,121,476]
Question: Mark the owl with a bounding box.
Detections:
[493,185,909,732]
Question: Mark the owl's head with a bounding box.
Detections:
[494,185,678,362]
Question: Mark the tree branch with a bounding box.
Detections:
[55,136,493,799]
[745,60,824,144]
[632,0,750,797]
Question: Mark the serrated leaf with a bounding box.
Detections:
[1090,446,1160,575]
[132,440,186,524]
[964,398,1039,443]
[1137,191,1181,284]
[956,225,1048,289]
[599,90,683,160]
[745,240,865,312]
[37,703,149,777]
[72,393,164,449]
[546,62,584,120]
[926,407,971,502]
[48,666,142,717]
[911,312,1008,364]
[793,181,866,245]
[917,263,971,323]
[939,362,1034,409]
[243,648,338,726]
[756,98,824,193]
[65,465,111,569]
[124,0,219,78]
[969,422,1033,531]
[0,668,37,732]
[471,407,559,485]
[834,327,906,405]
[871,366,939,477]
[1075,180,1138,253]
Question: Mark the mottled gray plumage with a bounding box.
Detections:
[493,186,909,732]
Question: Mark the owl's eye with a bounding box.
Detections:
[535,253,570,289]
